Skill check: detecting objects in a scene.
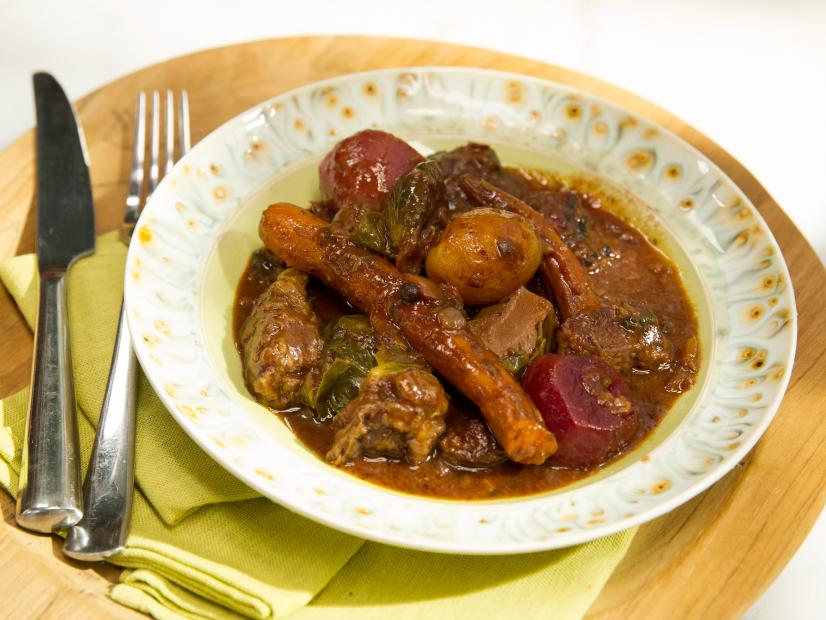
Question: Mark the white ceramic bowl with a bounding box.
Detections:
[124,68,796,554]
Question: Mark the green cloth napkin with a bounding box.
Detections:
[0,231,636,620]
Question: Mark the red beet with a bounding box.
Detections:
[522,354,638,469]
[318,129,424,213]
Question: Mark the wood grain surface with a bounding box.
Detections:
[0,36,824,620]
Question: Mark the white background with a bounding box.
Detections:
[1,0,824,617]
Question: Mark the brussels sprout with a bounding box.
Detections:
[305,315,377,421]
[348,159,447,273]
[325,347,449,465]
[370,347,425,375]
[305,313,447,423]
[385,159,447,272]
[349,210,391,256]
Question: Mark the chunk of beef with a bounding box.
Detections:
[528,189,584,219]
[556,306,672,374]
[326,365,449,465]
[436,143,502,212]
[438,417,506,468]
[239,269,323,409]
[468,287,555,359]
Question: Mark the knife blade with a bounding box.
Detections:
[16,72,95,533]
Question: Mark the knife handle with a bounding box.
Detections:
[64,301,137,560]
[16,271,83,532]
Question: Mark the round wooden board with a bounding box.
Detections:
[1,36,824,620]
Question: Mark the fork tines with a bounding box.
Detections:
[121,90,190,244]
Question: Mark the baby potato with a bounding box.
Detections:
[425,208,542,305]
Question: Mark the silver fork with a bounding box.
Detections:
[63,90,190,561]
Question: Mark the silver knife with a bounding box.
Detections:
[16,73,95,533]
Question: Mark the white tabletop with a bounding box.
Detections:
[2,1,824,617]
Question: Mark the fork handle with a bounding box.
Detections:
[64,300,137,560]
[16,271,83,532]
